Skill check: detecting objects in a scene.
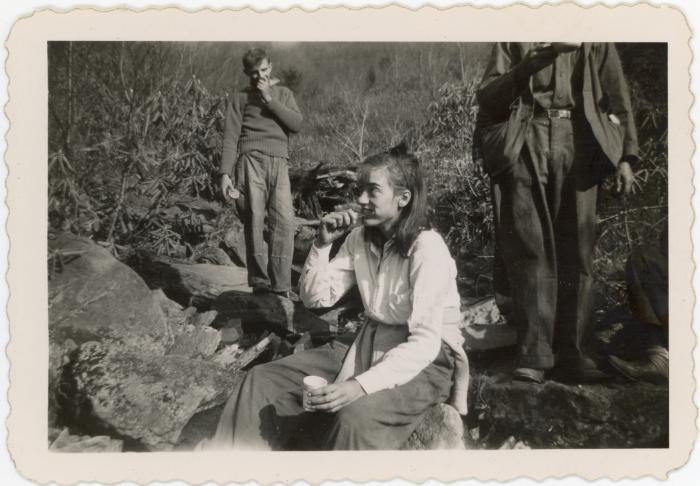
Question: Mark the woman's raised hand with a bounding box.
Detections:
[316,208,360,247]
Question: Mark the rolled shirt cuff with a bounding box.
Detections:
[353,369,387,396]
[307,241,333,264]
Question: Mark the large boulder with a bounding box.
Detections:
[47,234,280,451]
[48,233,171,351]
[62,341,246,450]
[403,404,466,450]
[137,261,252,307]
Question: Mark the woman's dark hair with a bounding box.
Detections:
[358,143,432,257]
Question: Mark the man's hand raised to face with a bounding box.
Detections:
[520,44,558,76]
[257,77,273,103]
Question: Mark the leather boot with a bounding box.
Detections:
[608,346,668,385]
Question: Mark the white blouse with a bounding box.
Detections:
[299,227,463,396]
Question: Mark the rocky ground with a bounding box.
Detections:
[48,226,668,452]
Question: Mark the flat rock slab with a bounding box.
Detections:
[471,375,669,448]
[137,261,253,307]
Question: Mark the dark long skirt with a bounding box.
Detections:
[212,340,455,450]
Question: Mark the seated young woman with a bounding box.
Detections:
[211,145,469,450]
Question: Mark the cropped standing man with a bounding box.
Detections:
[476,43,639,383]
[219,48,303,297]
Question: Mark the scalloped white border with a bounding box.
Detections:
[3,3,695,484]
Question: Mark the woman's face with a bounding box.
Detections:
[357,167,410,236]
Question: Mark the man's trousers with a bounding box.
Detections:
[234,151,295,293]
[491,115,603,369]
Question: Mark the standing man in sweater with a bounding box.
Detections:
[476,43,638,383]
[219,48,303,298]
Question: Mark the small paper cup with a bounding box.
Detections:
[302,375,328,411]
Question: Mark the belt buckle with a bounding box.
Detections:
[547,109,571,119]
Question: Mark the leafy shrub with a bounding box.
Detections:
[49,73,226,258]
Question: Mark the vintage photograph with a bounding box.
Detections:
[46,40,669,452]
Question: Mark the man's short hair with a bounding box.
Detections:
[242,48,269,70]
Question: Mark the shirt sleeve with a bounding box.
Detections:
[477,42,561,121]
[220,94,243,176]
[266,87,303,133]
[299,230,358,309]
[596,43,640,163]
[353,232,456,395]
[477,43,529,119]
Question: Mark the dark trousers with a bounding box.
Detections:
[234,151,295,292]
[212,341,454,450]
[492,116,602,369]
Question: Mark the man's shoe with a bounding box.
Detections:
[512,367,545,384]
[609,347,668,385]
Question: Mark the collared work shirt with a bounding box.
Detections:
[528,47,588,182]
[299,228,463,395]
[532,46,583,110]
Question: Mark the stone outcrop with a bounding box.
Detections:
[48,234,273,451]
[62,341,245,450]
[469,373,669,448]
[137,261,252,307]
[403,404,466,450]
[49,233,171,352]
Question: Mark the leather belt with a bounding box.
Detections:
[534,107,573,119]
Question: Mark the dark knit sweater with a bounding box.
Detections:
[219,83,303,175]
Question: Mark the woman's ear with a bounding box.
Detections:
[397,189,412,208]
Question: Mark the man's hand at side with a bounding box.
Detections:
[306,380,366,413]
[220,173,235,199]
[616,161,635,195]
